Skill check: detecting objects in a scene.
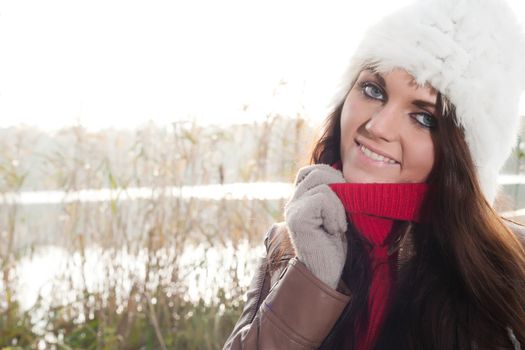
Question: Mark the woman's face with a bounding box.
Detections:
[340,68,438,183]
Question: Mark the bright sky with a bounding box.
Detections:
[1,0,524,131]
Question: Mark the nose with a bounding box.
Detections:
[364,104,401,142]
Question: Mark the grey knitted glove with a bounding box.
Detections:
[284,164,348,289]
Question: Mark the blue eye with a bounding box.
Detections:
[361,82,385,100]
[412,113,437,129]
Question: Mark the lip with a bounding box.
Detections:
[355,139,400,164]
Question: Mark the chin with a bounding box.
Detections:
[345,172,428,184]
[343,170,395,184]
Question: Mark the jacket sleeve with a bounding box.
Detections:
[223,224,351,350]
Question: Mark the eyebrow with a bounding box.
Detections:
[370,71,437,110]
[372,72,387,88]
[413,100,437,110]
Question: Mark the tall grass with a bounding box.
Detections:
[0,115,315,349]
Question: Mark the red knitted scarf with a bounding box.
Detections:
[328,182,428,350]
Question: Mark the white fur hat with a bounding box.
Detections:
[332,0,525,203]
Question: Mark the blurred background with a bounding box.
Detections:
[1,0,525,349]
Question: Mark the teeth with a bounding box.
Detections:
[360,145,397,164]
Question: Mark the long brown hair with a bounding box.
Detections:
[312,79,525,348]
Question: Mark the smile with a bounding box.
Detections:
[358,143,398,164]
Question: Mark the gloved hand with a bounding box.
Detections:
[284,164,348,289]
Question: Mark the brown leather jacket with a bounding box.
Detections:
[223,220,525,350]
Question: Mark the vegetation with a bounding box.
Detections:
[0,115,315,349]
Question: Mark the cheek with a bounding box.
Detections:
[340,112,353,142]
[406,136,435,181]
[339,98,362,150]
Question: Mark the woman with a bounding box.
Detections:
[224,0,525,348]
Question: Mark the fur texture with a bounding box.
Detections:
[331,0,525,203]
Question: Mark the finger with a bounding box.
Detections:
[292,165,346,201]
[294,164,321,186]
[285,190,324,233]
[288,185,347,236]
[294,164,344,187]
[308,185,348,236]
